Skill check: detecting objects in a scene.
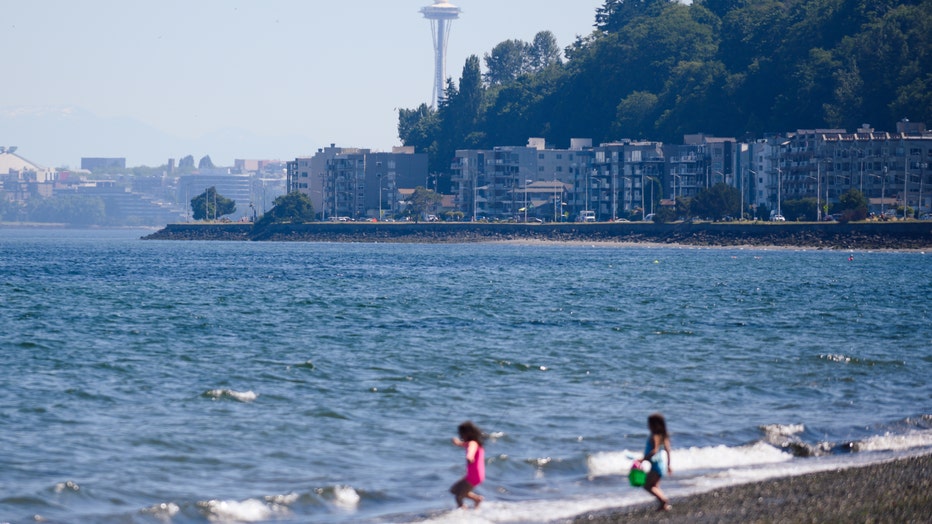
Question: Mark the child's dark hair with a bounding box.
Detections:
[648,413,668,438]
[458,421,484,446]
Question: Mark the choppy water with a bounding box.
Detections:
[1,227,930,524]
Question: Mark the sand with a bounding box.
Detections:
[571,453,932,524]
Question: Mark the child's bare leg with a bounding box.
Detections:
[466,491,483,508]
[649,485,670,510]
[643,473,670,510]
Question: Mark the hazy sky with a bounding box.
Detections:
[4,1,605,166]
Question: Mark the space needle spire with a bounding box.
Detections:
[420,1,461,108]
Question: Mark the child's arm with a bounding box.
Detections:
[645,434,660,459]
[465,440,479,463]
[452,437,464,447]
[664,437,673,474]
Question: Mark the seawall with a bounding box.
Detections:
[142,221,932,249]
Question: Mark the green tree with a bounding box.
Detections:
[485,39,531,85]
[783,198,818,222]
[691,182,740,219]
[254,191,315,228]
[405,186,443,222]
[191,186,236,221]
[595,0,672,33]
[397,103,440,156]
[614,91,659,137]
[529,31,563,71]
[654,205,677,223]
[433,56,486,191]
[835,188,868,222]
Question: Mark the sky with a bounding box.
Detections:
[3,1,606,167]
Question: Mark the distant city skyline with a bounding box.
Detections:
[1,1,604,168]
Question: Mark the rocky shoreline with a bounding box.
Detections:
[143,221,932,250]
[570,453,932,524]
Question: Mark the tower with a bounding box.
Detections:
[420,1,461,108]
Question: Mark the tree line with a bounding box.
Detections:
[399,0,932,188]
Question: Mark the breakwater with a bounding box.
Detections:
[143,221,932,249]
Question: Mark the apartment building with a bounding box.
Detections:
[452,138,593,221]
[288,145,428,220]
[777,121,932,217]
[591,140,665,219]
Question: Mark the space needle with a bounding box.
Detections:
[420,0,461,108]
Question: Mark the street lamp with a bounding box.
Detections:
[473,174,478,222]
[903,144,909,219]
[882,166,888,217]
[918,162,928,216]
[816,161,822,221]
[713,170,724,185]
[867,171,887,217]
[524,179,532,223]
[609,168,617,221]
[553,179,559,222]
[776,168,783,217]
[645,175,659,217]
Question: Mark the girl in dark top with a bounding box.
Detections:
[644,413,672,511]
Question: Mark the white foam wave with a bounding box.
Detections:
[141,502,180,520]
[205,389,258,402]
[852,430,932,452]
[761,423,805,437]
[201,498,288,522]
[417,494,650,524]
[588,442,792,478]
[332,485,360,509]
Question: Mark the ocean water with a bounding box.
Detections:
[1,227,930,524]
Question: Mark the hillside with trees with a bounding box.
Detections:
[398,0,932,184]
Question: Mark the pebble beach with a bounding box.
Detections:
[571,453,932,524]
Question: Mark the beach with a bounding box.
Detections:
[572,453,932,524]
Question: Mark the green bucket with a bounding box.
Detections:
[628,467,646,487]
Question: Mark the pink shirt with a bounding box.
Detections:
[466,443,485,486]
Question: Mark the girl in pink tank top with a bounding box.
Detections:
[449,421,485,509]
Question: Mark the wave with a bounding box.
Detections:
[203,389,258,402]
[587,441,793,479]
[198,497,293,523]
[588,419,932,480]
[843,430,932,452]
[140,486,359,523]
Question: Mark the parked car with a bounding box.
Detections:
[771,214,786,222]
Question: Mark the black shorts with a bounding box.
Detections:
[449,478,475,497]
